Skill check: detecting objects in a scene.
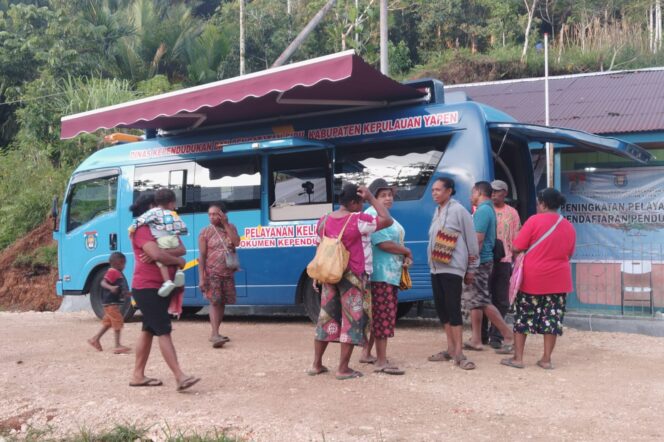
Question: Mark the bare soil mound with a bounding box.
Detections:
[0,221,60,311]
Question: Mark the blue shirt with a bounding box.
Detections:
[365,207,405,286]
[473,199,496,264]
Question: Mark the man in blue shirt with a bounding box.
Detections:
[463,181,514,355]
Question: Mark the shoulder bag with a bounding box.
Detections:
[508,215,563,304]
[399,230,412,291]
[214,226,240,271]
[306,214,354,284]
[431,204,459,265]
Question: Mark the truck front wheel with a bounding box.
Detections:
[89,268,135,321]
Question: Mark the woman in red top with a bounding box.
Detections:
[501,188,576,370]
[129,190,200,391]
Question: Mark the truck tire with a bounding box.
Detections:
[396,301,414,319]
[301,275,321,323]
[180,306,203,317]
[89,267,135,321]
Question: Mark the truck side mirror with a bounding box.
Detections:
[51,196,59,231]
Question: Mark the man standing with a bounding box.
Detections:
[483,180,521,348]
[464,181,514,353]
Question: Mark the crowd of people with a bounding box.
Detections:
[309,178,575,377]
[87,176,575,389]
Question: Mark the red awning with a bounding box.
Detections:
[60,51,426,139]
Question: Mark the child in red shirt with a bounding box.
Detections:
[87,252,131,354]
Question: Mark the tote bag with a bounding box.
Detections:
[306,214,353,284]
[508,215,563,304]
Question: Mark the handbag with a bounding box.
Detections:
[214,226,240,271]
[493,239,506,262]
[306,214,354,284]
[399,267,412,290]
[431,206,459,264]
[508,215,563,304]
[399,231,412,291]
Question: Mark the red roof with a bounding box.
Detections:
[60,51,425,139]
[447,68,664,134]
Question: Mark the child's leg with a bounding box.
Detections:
[88,320,110,351]
[156,261,171,283]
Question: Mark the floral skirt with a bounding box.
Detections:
[371,282,398,339]
[513,292,566,336]
[315,272,371,346]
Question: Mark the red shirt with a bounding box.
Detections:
[131,225,180,289]
[513,212,576,295]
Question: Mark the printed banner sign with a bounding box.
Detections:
[561,167,664,261]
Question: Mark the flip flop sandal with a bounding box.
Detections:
[129,378,163,387]
[463,341,484,351]
[306,366,330,376]
[359,357,377,364]
[455,359,476,370]
[335,370,363,380]
[500,358,525,369]
[495,344,514,355]
[211,336,227,348]
[428,351,453,362]
[177,376,201,392]
[537,360,554,370]
[113,347,131,354]
[374,366,405,375]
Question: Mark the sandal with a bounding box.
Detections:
[463,341,484,351]
[455,358,476,370]
[495,343,514,355]
[536,360,554,370]
[176,376,201,392]
[306,366,329,376]
[428,351,453,362]
[500,358,525,369]
[335,370,363,380]
[374,366,405,375]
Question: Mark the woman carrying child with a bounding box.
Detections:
[129,189,200,391]
[128,189,187,297]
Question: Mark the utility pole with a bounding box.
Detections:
[544,32,553,188]
[240,0,245,75]
[380,0,388,75]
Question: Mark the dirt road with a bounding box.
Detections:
[1,311,663,441]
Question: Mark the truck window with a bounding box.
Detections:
[67,175,118,232]
[194,155,261,212]
[269,149,332,221]
[334,136,449,201]
[133,162,195,215]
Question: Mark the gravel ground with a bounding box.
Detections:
[1,311,663,441]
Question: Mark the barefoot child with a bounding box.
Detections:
[128,188,187,297]
[87,252,131,354]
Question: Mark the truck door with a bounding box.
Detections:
[61,169,121,292]
[488,123,653,218]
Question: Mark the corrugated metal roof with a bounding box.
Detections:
[447,68,664,134]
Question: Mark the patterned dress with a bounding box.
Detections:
[199,225,237,306]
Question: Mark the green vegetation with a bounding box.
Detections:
[0,422,241,442]
[1,0,664,251]
[12,244,57,269]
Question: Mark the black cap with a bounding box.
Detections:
[368,178,395,197]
